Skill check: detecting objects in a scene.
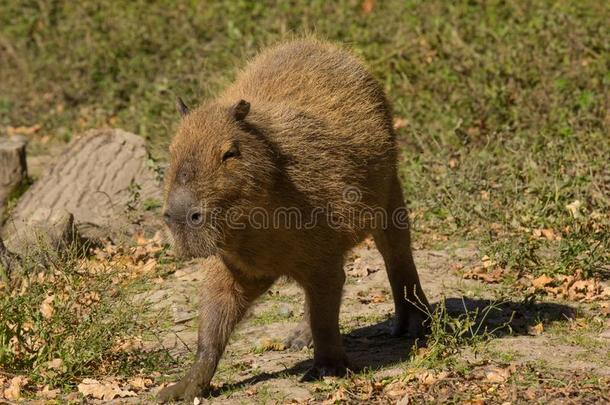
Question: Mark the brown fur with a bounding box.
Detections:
[159,38,429,403]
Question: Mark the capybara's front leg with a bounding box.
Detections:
[158,257,274,403]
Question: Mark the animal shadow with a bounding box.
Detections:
[212,296,575,396]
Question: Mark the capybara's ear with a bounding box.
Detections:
[176,97,189,117]
[230,99,250,121]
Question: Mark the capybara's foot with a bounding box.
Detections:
[301,357,351,381]
[284,322,313,350]
[391,306,430,338]
[157,378,206,404]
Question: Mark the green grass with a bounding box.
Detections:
[1,0,608,280]
[0,241,176,392]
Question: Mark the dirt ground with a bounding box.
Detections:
[125,241,609,404]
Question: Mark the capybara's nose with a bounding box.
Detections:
[164,187,197,226]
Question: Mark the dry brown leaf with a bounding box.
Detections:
[361,0,375,15]
[541,228,558,240]
[128,377,153,391]
[371,290,387,303]
[417,370,448,386]
[393,117,409,129]
[139,258,157,274]
[481,255,495,268]
[531,275,554,290]
[357,289,388,304]
[349,257,380,278]
[484,366,512,383]
[77,378,136,401]
[462,399,485,405]
[565,200,582,218]
[6,124,42,136]
[112,336,143,353]
[38,385,60,399]
[397,394,411,405]
[133,231,149,246]
[4,376,28,400]
[46,358,64,371]
[324,386,349,404]
[256,338,286,352]
[529,322,544,335]
[463,266,503,283]
[384,380,407,398]
[40,295,54,319]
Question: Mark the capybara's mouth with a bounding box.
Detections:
[168,229,219,260]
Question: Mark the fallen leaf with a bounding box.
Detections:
[6,124,42,136]
[40,295,54,319]
[481,255,496,268]
[361,0,374,15]
[38,385,60,399]
[46,358,64,371]
[139,258,157,274]
[371,290,387,303]
[463,266,503,283]
[384,380,406,398]
[357,288,388,304]
[113,336,143,353]
[484,366,512,383]
[128,377,152,391]
[531,275,554,290]
[324,386,349,404]
[540,229,556,240]
[417,370,448,386]
[256,338,286,352]
[349,257,380,278]
[77,378,136,401]
[524,388,536,400]
[398,394,410,405]
[4,376,28,400]
[565,200,582,218]
[462,399,485,405]
[393,117,409,130]
[529,322,544,335]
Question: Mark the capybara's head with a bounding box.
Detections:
[164,98,275,258]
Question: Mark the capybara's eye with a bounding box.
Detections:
[222,145,240,162]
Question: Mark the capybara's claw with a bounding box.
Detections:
[284,323,313,350]
[391,308,430,338]
[301,361,350,382]
[157,378,205,404]
[157,381,185,403]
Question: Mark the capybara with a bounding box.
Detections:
[159,38,429,402]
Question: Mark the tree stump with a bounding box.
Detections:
[0,136,28,222]
[2,129,163,243]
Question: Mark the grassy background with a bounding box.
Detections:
[1,2,608,277]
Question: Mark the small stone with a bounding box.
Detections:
[277,304,293,319]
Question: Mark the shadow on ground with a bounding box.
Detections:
[211,296,576,396]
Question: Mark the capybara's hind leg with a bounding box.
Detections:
[284,296,313,350]
[373,177,429,337]
[301,263,350,380]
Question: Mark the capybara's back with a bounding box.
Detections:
[221,39,398,228]
[160,38,428,403]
